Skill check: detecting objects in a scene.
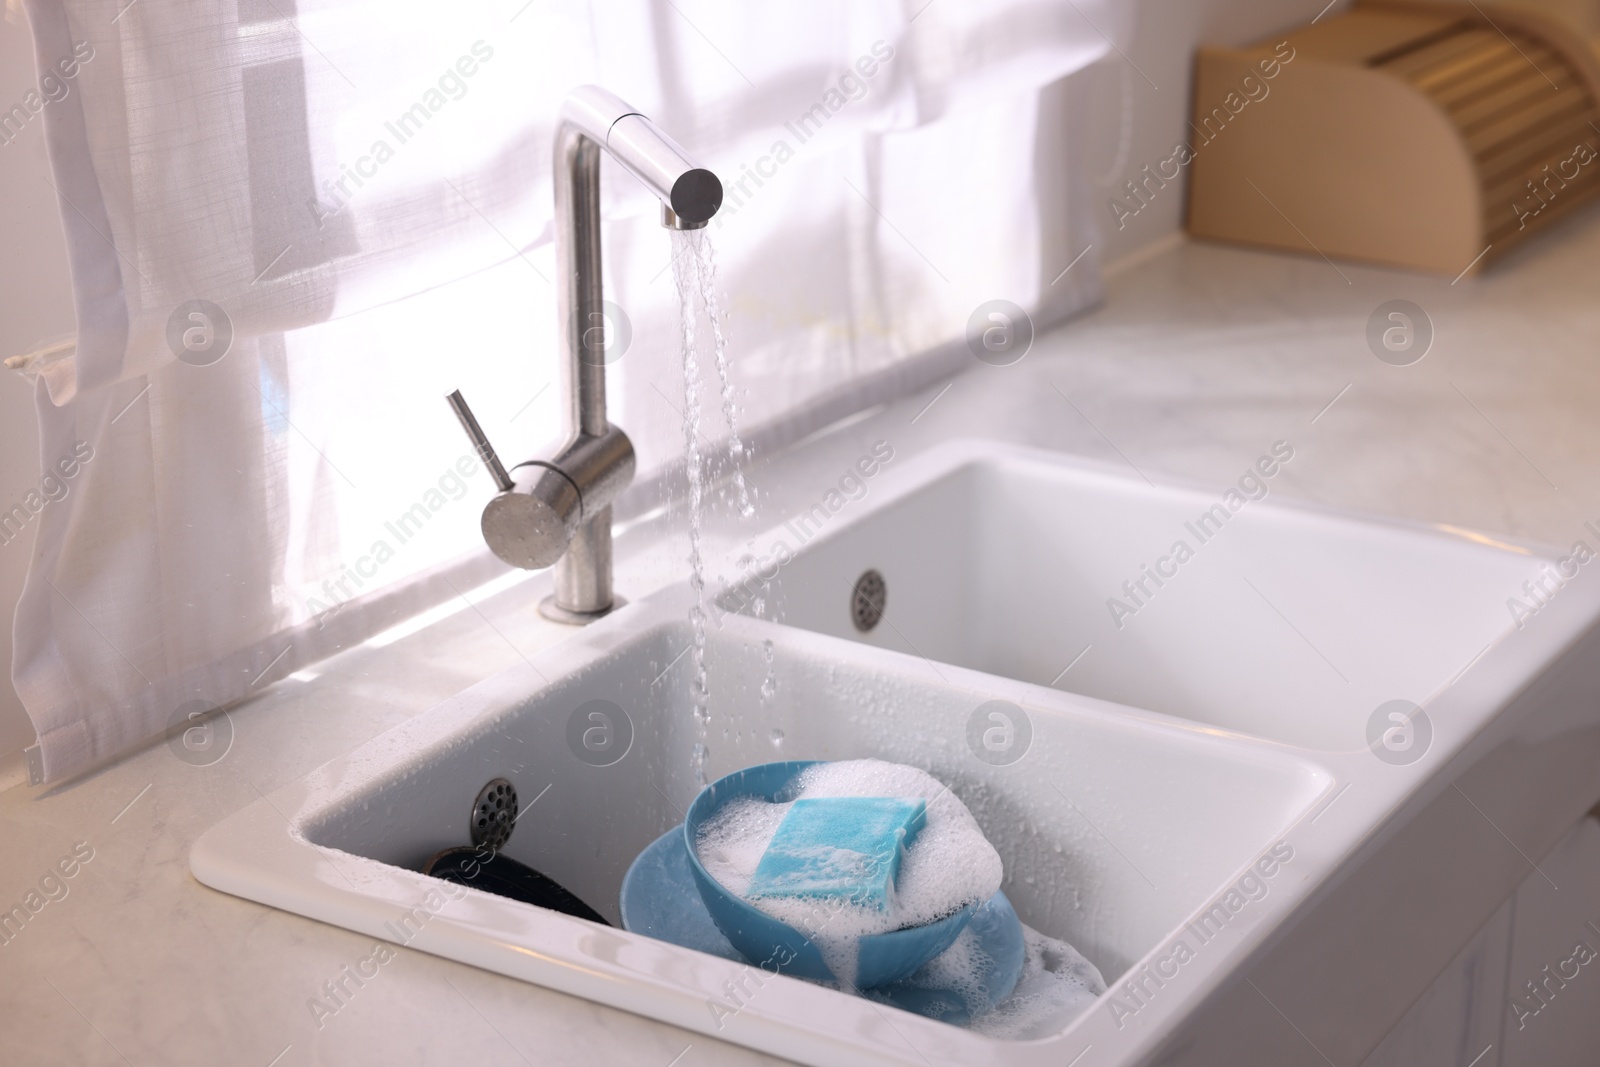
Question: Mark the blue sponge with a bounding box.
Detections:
[747,796,927,910]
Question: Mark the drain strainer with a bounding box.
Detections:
[470,778,518,852]
[851,569,887,632]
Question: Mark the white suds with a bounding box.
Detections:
[969,926,1106,1039]
[694,758,1105,1033]
[695,759,1003,988]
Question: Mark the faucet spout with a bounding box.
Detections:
[449,87,722,625]
[561,86,723,230]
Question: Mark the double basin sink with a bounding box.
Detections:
[192,439,1582,1066]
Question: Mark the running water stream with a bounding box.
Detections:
[692,238,755,520]
[672,229,751,784]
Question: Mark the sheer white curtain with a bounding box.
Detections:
[14,0,1120,782]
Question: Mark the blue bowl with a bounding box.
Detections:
[621,825,1026,1024]
[682,760,978,989]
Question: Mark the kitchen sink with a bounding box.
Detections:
[194,438,1600,1066]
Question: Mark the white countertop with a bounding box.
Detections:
[7,218,1600,1066]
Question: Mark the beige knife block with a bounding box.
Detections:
[1184,0,1600,276]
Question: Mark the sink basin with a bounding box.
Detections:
[729,440,1550,750]
[192,586,1328,1066]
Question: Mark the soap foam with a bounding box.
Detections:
[868,918,1106,1034]
[882,923,996,1021]
[695,759,1004,988]
[969,926,1106,1039]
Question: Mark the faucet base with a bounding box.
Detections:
[538,593,627,626]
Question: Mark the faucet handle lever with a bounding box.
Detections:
[445,389,515,493]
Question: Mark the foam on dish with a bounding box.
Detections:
[695,759,1004,987]
[870,918,1106,1034]
[968,926,1106,1038]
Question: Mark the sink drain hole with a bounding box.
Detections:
[471,777,518,852]
[852,569,887,632]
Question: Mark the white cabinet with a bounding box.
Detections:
[1363,897,1510,1067]
[1365,816,1600,1067]
[1500,818,1600,1066]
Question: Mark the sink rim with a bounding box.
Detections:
[726,436,1570,564]
[713,435,1566,643]
[715,436,1569,754]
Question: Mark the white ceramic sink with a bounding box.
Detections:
[192,438,1600,1066]
[731,441,1549,750]
[192,585,1328,1066]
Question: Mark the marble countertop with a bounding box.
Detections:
[7,217,1600,1067]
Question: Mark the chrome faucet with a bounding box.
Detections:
[448,87,722,623]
